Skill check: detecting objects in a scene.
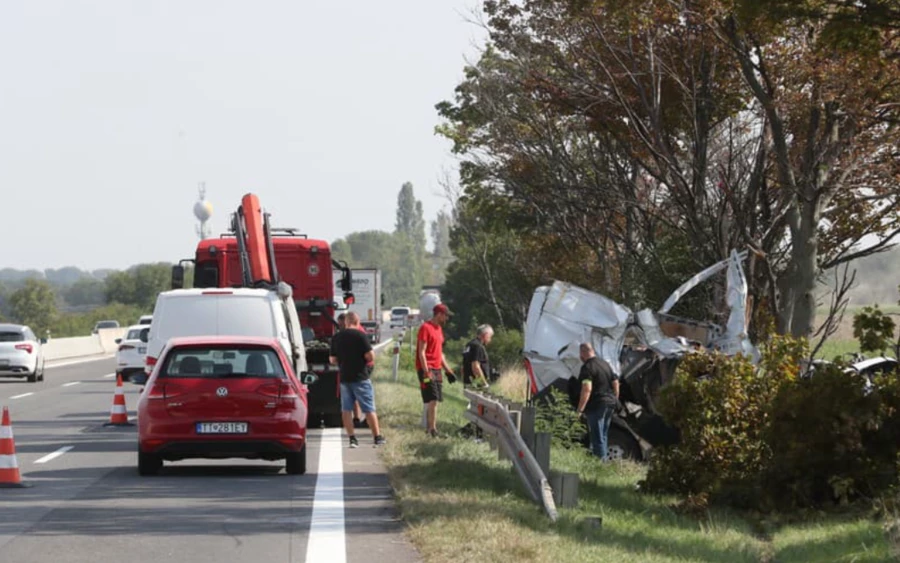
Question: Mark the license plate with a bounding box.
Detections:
[138,347,146,354]
[195,422,248,434]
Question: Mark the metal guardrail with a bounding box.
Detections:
[463,389,559,522]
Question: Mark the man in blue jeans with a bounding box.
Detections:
[575,342,619,460]
[330,312,385,448]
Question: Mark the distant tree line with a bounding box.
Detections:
[0,263,172,336]
[331,182,454,308]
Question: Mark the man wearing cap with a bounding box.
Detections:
[416,303,456,438]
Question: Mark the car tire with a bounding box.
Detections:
[285,446,307,475]
[607,427,642,462]
[27,369,38,383]
[38,360,45,382]
[138,451,163,476]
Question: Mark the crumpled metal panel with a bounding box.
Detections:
[523,250,759,394]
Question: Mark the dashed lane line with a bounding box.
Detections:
[9,393,34,400]
[62,381,81,387]
[34,446,74,464]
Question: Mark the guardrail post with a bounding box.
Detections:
[534,432,551,478]
[521,406,536,453]
[391,340,401,382]
[550,471,580,508]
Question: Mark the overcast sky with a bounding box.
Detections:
[0,1,485,271]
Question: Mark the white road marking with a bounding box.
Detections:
[45,355,114,369]
[103,373,116,379]
[305,428,346,563]
[34,446,74,464]
[62,381,81,387]
[9,393,34,400]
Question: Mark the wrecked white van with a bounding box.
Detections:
[522,250,759,460]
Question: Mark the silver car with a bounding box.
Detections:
[0,324,46,383]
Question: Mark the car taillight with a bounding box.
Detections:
[147,382,184,400]
[257,381,298,403]
[119,344,135,352]
[15,344,33,354]
[145,356,157,372]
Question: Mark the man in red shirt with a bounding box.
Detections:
[416,303,456,438]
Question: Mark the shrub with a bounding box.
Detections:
[641,334,900,511]
[534,387,587,448]
[642,340,800,507]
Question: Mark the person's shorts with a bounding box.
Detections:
[340,380,376,413]
[418,368,443,403]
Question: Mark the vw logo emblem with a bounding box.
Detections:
[216,387,228,397]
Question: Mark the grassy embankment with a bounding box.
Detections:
[372,340,895,562]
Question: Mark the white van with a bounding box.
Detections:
[142,287,308,378]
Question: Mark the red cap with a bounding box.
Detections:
[433,303,453,316]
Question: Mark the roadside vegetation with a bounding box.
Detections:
[374,348,895,562]
[0,264,172,336]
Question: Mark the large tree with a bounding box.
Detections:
[9,279,58,335]
[437,0,900,337]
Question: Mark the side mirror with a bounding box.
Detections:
[40,338,48,345]
[171,265,185,289]
[115,338,122,345]
[301,372,319,385]
[344,292,355,305]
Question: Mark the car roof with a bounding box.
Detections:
[853,357,897,371]
[124,324,149,332]
[159,288,274,298]
[164,335,282,347]
[139,314,153,319]
[0,324,26,332]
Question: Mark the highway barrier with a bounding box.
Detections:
[43,328,127,362]
[463,389,560,521]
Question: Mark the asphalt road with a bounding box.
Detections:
[0,348,420,563]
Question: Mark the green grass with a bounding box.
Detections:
[372,349,897,562]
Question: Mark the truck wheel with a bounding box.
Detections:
[607,428,642,462]
[285,446,307,475]
[138,451,163,476]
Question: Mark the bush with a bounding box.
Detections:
[535,387,587,448]
[642,335,900,511]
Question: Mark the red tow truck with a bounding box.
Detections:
[171,193,354,427]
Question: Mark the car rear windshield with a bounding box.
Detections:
[0,332,24,342]
[160,346,286,379]
[392,309,410,316]
[127,328,149,340]
[96,321,118,329]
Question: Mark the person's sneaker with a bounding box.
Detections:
[374,435,386,447]
[349,436,359,448]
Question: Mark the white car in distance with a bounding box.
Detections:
[0,323,46,383]
[116,324,150,383]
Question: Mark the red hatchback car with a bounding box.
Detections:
[137,336,309,476]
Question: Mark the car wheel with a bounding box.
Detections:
[138,451,163,476]
[27,369,38,383]
[285,446,307,475]
[607,427,642,462]
[38,361,45,382]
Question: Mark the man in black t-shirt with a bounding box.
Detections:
[575,342,619,461]
[463,324,493,388]
[330,312,385,448]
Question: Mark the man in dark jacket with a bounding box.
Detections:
[575,342,619,460]
[463,324,493,388]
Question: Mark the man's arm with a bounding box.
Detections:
[577,381,592,414]
[364,350,375,364]
[612,378,620,400]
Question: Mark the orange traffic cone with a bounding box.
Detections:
[0,406,30,488]
[104,374,133,426]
